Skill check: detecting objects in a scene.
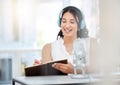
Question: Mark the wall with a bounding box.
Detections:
[99,0,120,84]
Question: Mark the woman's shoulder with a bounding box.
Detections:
[42,39,63,50]
[42,43,52,51]
[81,37,90,40]
[80,37,90,43]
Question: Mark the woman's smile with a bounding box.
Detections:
[63,28,72,33]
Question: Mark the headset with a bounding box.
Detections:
[57,6,86,30]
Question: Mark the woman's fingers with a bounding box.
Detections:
[33,59,42,65]
[52,63,74,74]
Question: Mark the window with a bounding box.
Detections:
[0,0,99,49]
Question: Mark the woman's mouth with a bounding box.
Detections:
[64,29,72,33]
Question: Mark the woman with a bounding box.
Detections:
[34,6,89,74]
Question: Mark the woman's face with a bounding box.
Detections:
[61,12,78,38]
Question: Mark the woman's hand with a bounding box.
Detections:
[33,59,42,66]
[52,62,74,74]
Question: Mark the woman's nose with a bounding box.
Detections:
[65,22,71,28]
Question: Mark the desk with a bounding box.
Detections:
[12,75,100,85]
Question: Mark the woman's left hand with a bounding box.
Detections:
[52,62,74,74]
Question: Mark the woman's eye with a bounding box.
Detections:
[70,21,75,24]
[62,21,66,23]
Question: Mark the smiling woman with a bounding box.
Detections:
[34,6,90,75]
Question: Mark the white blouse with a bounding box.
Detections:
[51,38,90,65]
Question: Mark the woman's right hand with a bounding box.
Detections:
[33,59,42,66]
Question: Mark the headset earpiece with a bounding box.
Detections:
[58,9,63,27]
[80,19,85,30]
[58,18,62,27]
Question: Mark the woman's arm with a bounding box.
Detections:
[41,43,52,63]
[33,43,52,65]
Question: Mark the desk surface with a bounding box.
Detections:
[13,75,100,85]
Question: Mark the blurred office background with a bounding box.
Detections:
[0,0,120,85]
